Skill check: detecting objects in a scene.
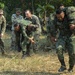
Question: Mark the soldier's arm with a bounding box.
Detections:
[11,14,16,23]
[21,25,34,43]
[21,25,29,39]
[1,16,6,35]
[35,16,41,28]
[21,16,23,20]
[50,19,58,37]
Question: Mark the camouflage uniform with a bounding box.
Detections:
[14,19,32,56]
[14,23,30,56]
[46,12,56,50]
[51,6,75,70]
[25,15,41,52]
[11,10,23,50]
[0,9,6,54]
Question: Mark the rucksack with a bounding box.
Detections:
[65,6,75,22]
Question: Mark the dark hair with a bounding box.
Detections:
[25,9,32,14]
[59,4,64,7]
[14,23,20,27]
[56,9,63,14]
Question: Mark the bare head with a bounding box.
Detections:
[25,10,32,18]
[56,9,65,21]
[59,4,65,10]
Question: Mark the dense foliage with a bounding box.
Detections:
[0,0,75,23]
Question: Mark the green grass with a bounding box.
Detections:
[0,31,75,75]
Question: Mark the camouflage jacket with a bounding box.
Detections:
[11,14,23,23]
[0,15,6,35]
[11,14,23,30]
[25,15,41,33]
[15,24,29,40]
[51,6,75,37]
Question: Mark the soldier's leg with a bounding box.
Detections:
[11,30,16,50]
[26,42,31,56]
[15,32,22,52]
[66,39,75,72]
[33,33,40,53]
[0,38,5,55]
[56,38,66,72]
[21,41,27,58]
[71,36,75,65]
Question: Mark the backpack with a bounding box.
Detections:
[65,6,75,23]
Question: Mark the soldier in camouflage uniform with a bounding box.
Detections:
[11,8,23,51]
[0,9,6,55]
[50,7,75,72]
[14,20,34,58]
[25,10,41,53]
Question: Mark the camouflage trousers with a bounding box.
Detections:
[21,38,31,54]
[15,31,31,54]
[0,38,4,54]
[11,30,16,49]
[56,36,75,68]
[32,32,40,52]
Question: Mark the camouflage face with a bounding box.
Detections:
[56,11,65,21]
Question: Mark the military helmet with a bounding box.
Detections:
[0,9,3,15]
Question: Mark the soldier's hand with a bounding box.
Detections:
[29,37,35,44]
[0,34,3,37]
[70,24,75,30]
[51,36,57,42]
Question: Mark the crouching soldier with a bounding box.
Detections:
[14,21,34,58]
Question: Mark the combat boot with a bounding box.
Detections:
[68,68,73,72]
[58,59,66,72]
[58,66,66,72]
[68,65,74,72]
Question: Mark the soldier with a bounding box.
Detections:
[50,7,75,72]
[11,8,23,51]
[14,21,34,58]
[0,9,6,55]
[25,10,41,53]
